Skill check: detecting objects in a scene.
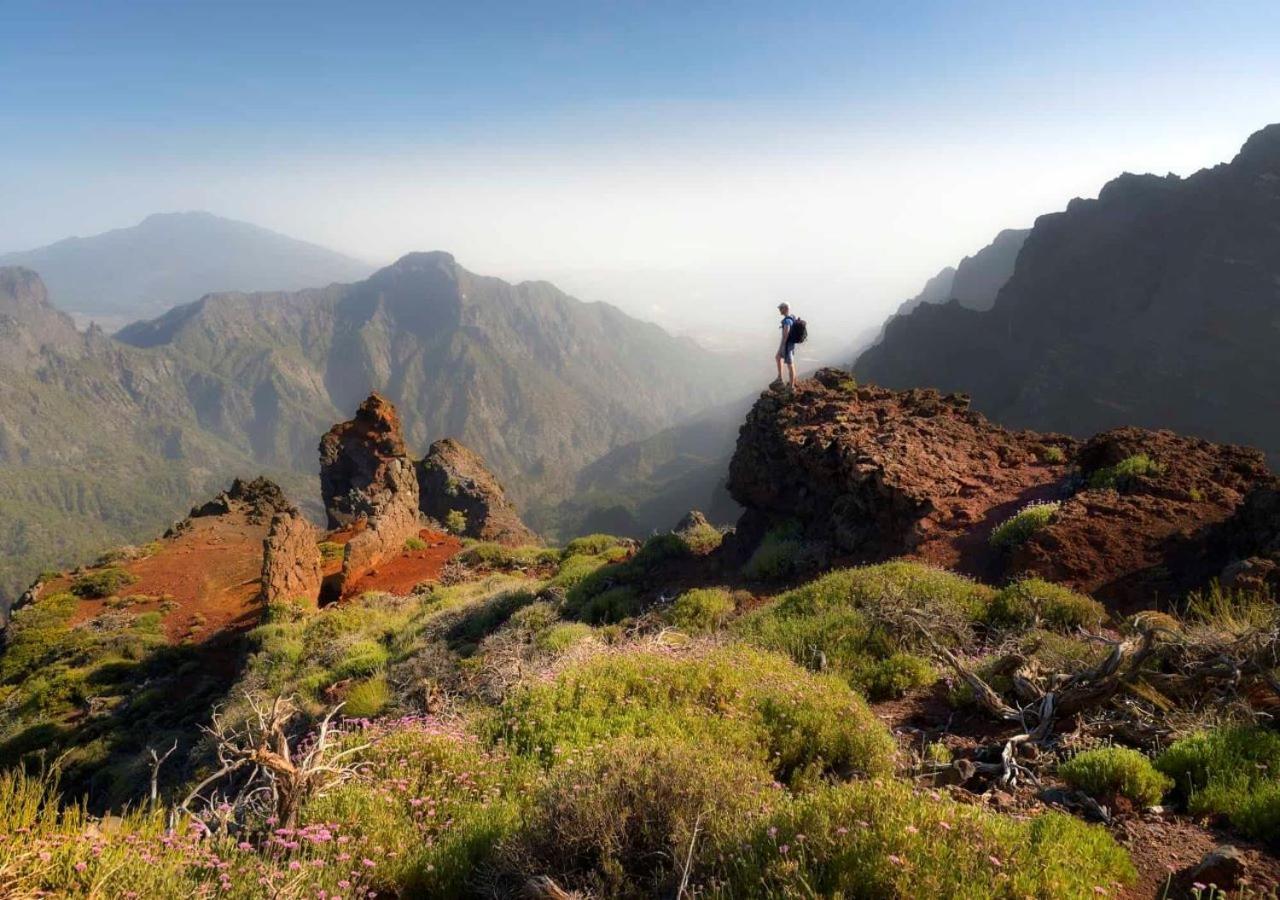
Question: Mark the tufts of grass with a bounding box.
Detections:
[403,535,427,552]
[1041,445,1067,464]
[494,644,896,785]
[1156,726,1280,847]
[1087,453,1164,491]
[668,588,735,633]
[342,674,391,718]
[735,563,992,699]
[569,585,644,625]
[716,779,1135,898]
[989,501,1060,550]
[1059,747,1172,807]
[987,578,1106,631]
[69,566,138,599]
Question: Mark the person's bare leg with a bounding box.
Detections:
[787,360,797,387]
[774,353,784,383]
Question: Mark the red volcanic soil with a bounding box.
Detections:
[57,511,269,643]
[341,529,462,598]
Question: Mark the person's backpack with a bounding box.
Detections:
[790,317,808,344]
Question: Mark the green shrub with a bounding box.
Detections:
[303,724,531,897]
[668,588,735,632]
[742,523,806,581]
[0,592,82,683]
[1041,445,1067,464]
[571,585,643,625]
[735,563,991,699]
[632,532,690,567]
[459,543,557,568]
[444,509,468,535]
[535,622,595,654]
[677,522,724,555]
[988,578,1106,630]
[562,534,628,559]
[1060,747,1172,807]
[1088,453,1164,491]
[447,589,538,649]
[1156,726,1280,846]
[403,535,427,552]
[547,553,611,592]
[69,567,137,598]
[716,779,1135,898]
[502,736,777,897]
[343,673,391,718]
[495,645,896,785]
[989,501,1060,549]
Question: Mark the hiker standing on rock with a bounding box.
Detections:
[774,302,806,389]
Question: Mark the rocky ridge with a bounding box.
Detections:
[729,369,1278,604]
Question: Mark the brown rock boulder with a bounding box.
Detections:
[260,510,323,605]
[319,393,413,529]
[417,438,536,546]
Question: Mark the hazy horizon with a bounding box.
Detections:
[4,1,1279,345]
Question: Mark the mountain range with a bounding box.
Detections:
[857,124,1280,468]
[0,253,751,605]
[0,212,373,329]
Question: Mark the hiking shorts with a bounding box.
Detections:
[781,341,797,364]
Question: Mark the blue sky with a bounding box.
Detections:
[2,1,1279,343]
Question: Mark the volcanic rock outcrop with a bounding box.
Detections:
[260,510,323,606]
[417,438,536,546]
[729,369,1277,603]
[319,394,422,595]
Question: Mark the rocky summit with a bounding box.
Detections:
[729,368,1278,603]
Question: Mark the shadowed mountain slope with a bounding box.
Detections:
[856,125,1280,467]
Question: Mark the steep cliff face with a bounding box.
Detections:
[729,369,1277,604]
[856,125,1280,467]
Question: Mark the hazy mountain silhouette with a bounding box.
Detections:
[0,212,372,328]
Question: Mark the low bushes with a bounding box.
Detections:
[668,588,735,632]
[562,533,629,559]
[1088,453,1164,491]
[1059,747,1172,807]
[716,779,1135,898]
[735,563,993,699]
[342,674,391,718]
[1156,726,1280,846]
[458,543,559,569]
[70,566,137,598]
[988,578,1106,631]
[989,501,1060,549]
[501,736,778,897]
[741,522,810,581]
[495,644,896,785]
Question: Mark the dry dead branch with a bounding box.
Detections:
[180,693,368,828]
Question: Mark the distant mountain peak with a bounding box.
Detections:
[0,212,374,326]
